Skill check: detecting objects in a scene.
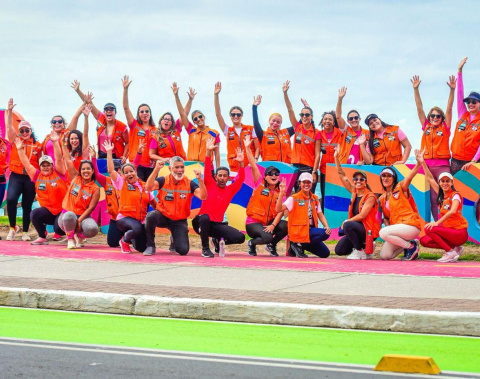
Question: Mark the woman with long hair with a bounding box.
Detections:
[149,111,186,163]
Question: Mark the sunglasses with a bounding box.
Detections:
[139,110,150,114]
[162,118,173,122]
[51,120,64,125]
[193,114,204,122]
[104,107,115,112]
[19,128,31,134]
[352,177,366,182]
[299,113,311,118]
[266,172,280,177]
[430,114,442,119]
[348,116,360,121]
[465,99,478,105]
[230,113,242,118]
[381,174,393,178]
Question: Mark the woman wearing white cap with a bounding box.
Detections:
[418,156,468,262]
[276,173,331,258]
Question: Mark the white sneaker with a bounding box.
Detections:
[347,248,367,260]
[437,251,459,263]
[67,239,76,249]
[74,234,85,247]
[6,226,20,241]
[454,246,464,255]
[21,233,31,242]
[365,253,373,260]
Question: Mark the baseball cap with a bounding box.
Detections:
[353,170,367,179]
[463,92,480,103]
[39,155,54,165]
[364,113,378,127]
[380,167,395,176]
[438,172,454,181]
[264,166,280,176]
[18,121,32,130]
[104,103,116,111]
[298,172,313,182]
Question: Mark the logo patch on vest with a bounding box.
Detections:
[373,139,380,148]
[443,203,451,210]
[165,192,174,201]
[392,191,399,200]
[70,186,79,197]
[159,143,167,149]
[345,134,353,143]
[180,193,186,199]
[387,134,396,142]
[473,125,478,131]
[38,182,46,191]
[425,128,431,136]
[261,188,270,196]
[298,200,305,206]
[436,130,443,136]
[127,184,136,191]
[295,135,302,144]
[137,130,146,137]
[458,122,466,131]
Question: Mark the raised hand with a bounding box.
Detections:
[71,80,80,92]
[193,169,202,180]
[205,137,216,152]
[253,95,262,106]
[301,98,310,108]
[447,75,457,89]
[414,148,425,165]
[243,134,252,148]
[137,140,146,154]
[187,87,197,100]
[155,160,165,171]
[234,147,244,163]
[13,137,23,150]
[410,75,421,89]
[50,131,60,143]
[83,104,93,117]
[279,177,287,193]
[356,134,366,145]
[122,75,132,89]
[102,140,115,153]
[458,57,468,72]
[338,86,347,99]
[171,82,179,96]
[214,82,222,95]
[85,91,94,104]
[8,98,16,111]
[88,144,96,158]
[282,80,290,93]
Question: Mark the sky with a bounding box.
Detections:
[1,0,479,158]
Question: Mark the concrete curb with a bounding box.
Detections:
[1,287,479,337]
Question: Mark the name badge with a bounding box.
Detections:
[261,188,270,196]
[373,139,381,148]
[159,143,167,149]
[425,129,431,136]
[458,122,466,131]
[105,189,113,195]
[295,136,302,144]
[38,183,46,191]
[165,192,174,201]
[71,187,79,197]
[298,200,305,206]
[137,129,146,137]
[345,134,352,143]
[127,184,136,191]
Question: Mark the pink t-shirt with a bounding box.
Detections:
[112,175,154,223]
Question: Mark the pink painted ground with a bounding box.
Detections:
[1,242,480,279]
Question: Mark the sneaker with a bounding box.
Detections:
[265,243,279,257]
[74,233,85,248]
[120,238,132,254]
[143,246,156,256]
[67,238,76,249]
[347,248,367,260]
[6,226,20,241]
[31,237,49,245]
[247,240,257,256]
[169,235,176,253]
[290,242,308,258]
[211,237,220,254]
[52,233,63,241]
[286,242,296,257]
[437,251,459,263]
[202,247,215,258]
[21,233,31,242]
[454,246,464,256]
[365,253,373,260]
[402,240,419,261]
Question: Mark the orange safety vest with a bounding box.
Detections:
[153,131,186,160]
[65,154,84,185]
[348,188,380,238]
[379,183,421,229]
[338,126,369,164]
[187,125,220,162]
[97,116,127,157]
[368,125,403,166]
[246,183,280,225]
[9,139,42,175]
[0,138,9,176]
[319,128,342,174]
[62,176,98,216]
[128,122,157,166]
[226,124,256,171]
[421,121,451,160]
[41,129,69,155]
[35,172,68,215]
[260,128,292,163]
[118,179,150,221]
[104,177,120,219]
[291,123,317,168]
[440,191,468,229]
[156,175,194,220]
[287,191,320,243]
[451,111,480,161]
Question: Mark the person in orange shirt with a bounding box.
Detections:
[334,146,379,260]
[122,75,157,181]
[418,157,468,263]
[144,157,207,256]
[149,111,186,163]
[411,75,456,221]
[15,132,67,245]
[213,81,260,171]
[5,98,42,241]
[378,150,424,260]
[173,83,221,168]
[363,114,412,166]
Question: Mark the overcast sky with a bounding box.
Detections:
[1,0,478,156]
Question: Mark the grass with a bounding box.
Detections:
[0,216,22,226]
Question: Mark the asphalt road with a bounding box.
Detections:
[1,338,479,379]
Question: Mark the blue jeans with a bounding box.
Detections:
[301,227,330,258]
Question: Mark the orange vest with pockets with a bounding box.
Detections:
[128,122,157,166]
[421,121,451,160]
[226,124,256,171]
[260,128,292,163]
[338,126,369,164]
[287,192,320,243]
[9,139,42,175]
[118,179,150,221]
[104,177,120,219]
[97,117,127,157]
[440,191,468,229]
[246,183,280,225]
[292,123,317,168]
[451,111,480,161]
[35,172,68,215]
[0,138,9,176]
[41,129,69,155]
[348,189,380,238]
[187,125,220,162]
[379,183,421,229]
[369,125,403,166]
[62,176,98,216]
[153,132,186,160]
[319,128,342,174]
[156,175,194,220]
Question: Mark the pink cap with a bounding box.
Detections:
[18,121,32,130]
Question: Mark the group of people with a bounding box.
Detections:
[0,57,477,263]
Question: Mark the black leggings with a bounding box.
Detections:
[30,207,63,238]
[7,172,36,231]
[245,220,288,247]
[107,219,123,247]
[136,166,154,182]
[192,214,245,249]
[335,221,366,255]
[145,210,189,255]
[116,216,147,252]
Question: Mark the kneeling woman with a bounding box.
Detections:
[276,174,331,258]
[59,147,100,249]
[244,135,288,257]
[334,147,379,259]
[419,160,468,262]
[105,141,157,253]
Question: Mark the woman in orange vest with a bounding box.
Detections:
[15,132,67,245]
[418,157,468,263]
[335,86,370,164]
[104,141,157,254]
[214,82,260,171]
[411,75,456,221]
[149,112,186,163]
[243,135,288,257]
[173,82,221,168]
[5,98,42,241]
[252,95,292,163]
[452,57,480,174]
[122,75,157,181]
[276,173,332,258]
[333,146,379,260]
[58,148,100,249]
[378,150,424,260]
[363,114,412,166]
[283,81,321,193]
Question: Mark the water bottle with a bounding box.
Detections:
[219,238,226,258]
[365,230,374,255]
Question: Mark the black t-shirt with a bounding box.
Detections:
[155,177,199,193]
[352,195,362,216]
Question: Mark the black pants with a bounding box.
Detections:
[145,210,189,255]
[192,214,245,249]
[30,207,63,238]
[107,219,124,247]
[117,217,147,252]
[7,172,36,231]
[335,221,366,255]
[245,220,288,247]
[137,166,155,182]
[450,158,470,176]
[293,164,318,194]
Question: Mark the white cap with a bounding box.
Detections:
[438,172,454,181]
[380,168,395,176]
[39,155,54,165]
[298,172,313,182]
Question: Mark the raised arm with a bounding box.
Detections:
[411,75,427,126]
[184,87,196,117]
[71,80,100,119]
[275,177,288,213]
[283,80,298,127]
[244,135,260,183]
[50,132,66,176]
[122,75,135,126]
[336,87,347,130]
[252,96,264,142]
[457,57,467,117]
[89,146,106,187]
[103,141,119,182]
[213,82,227,135]
[62,142,78,180]
[82,103,92,151]
[6,98,17,142]
[445,75,456,128]
[334,146,354,193]
[172,82,190,129]
[14,137,36,179]
[192,169,207,200]
[400,148,424,192]
[145,160,164,191]
[68,100,88,131]
[418,151,439,193]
